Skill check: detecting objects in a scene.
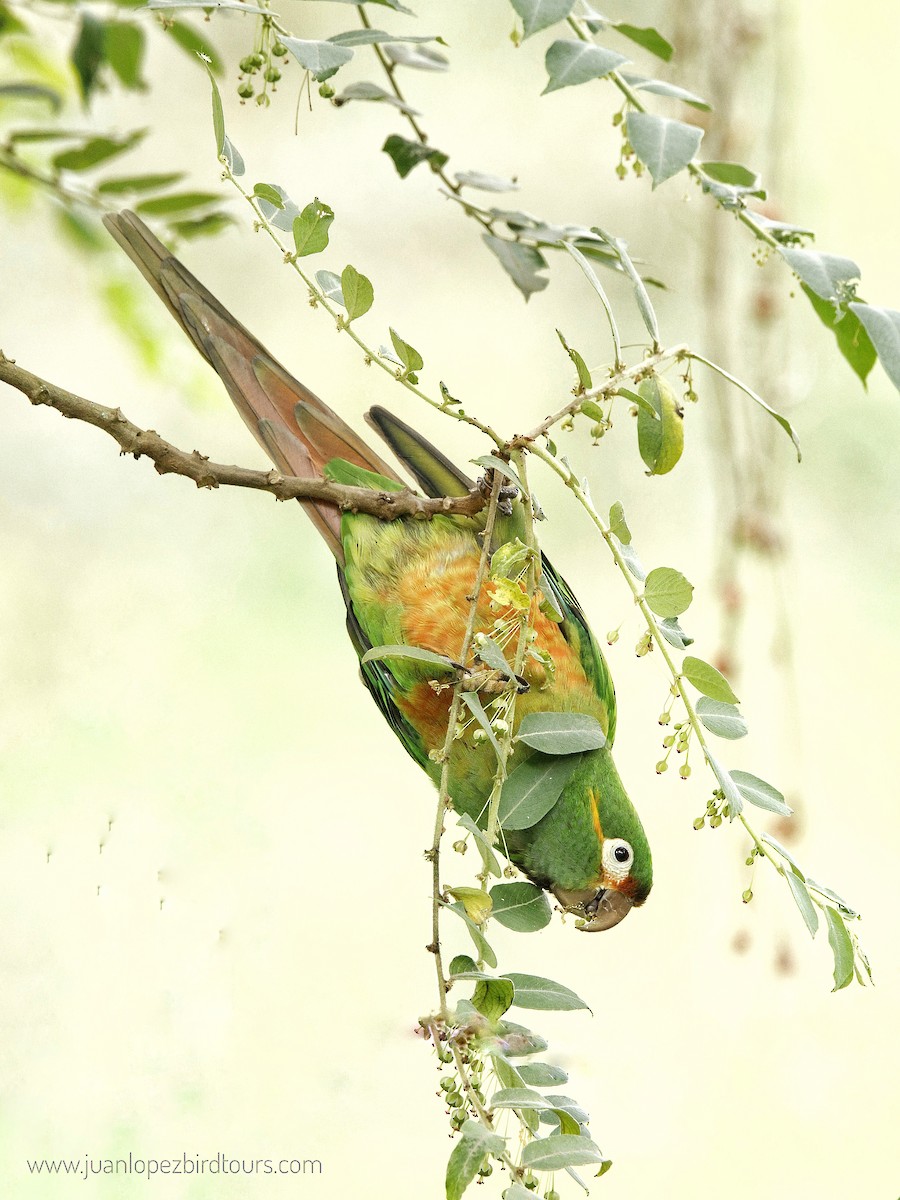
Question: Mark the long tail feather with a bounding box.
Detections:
[103,210,402,560]
[366,405,474,499]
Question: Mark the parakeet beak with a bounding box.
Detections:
[552,885,634,932]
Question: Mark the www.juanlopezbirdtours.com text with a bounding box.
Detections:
[25,1152,323,1181]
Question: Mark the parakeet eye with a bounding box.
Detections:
[603,838,634,881]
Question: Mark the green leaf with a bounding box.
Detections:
[71,13,105,103]
[449,954,479,976]
[592,226,660,343]
[362,643,454,669]
[282,36,354,81]
[328,29,437,46]
[253,182,284,207]
[643,566,694,617]
[98,172,184,195]
[518,1062,568,1087]
[699,160,759,187]
[761,833,800,871]
[848,303,900,393]
[446,1121,506,1200]
[521,1134,605,1171]
[682,656,739,704]
[730,770,793,817]
[472,977,515,1022]
[689,352,800,460]
[455,170,519,193]
[517,712,605,754]
[501,973,590,1012]
[637,374,684,475]
[658,617,693,650]
[803,288,876,386]
[170,213,235,241]
[483,235,549,300]
[620,72,710,111]
[53,132,144,172]
[490,1087,557,1111]
[498,753,582,831]
[470,455,522,487]
[448,886,493,926]
[626,111,703,187]
[383,42,448,70]
[382,133,449,178]
[448,903,498,969]
[540,1094,589,1126]
[333,81,420,114]
[341,264,374,321]
[315,270,344,305]
[207,62,225,156]
[825,906,854,992]
[474,634,519,682]
[784,870,818,938]
[556,330,592,392]
[146,0,268,9]
[489,882,552,932]
[389,327,424,373]
[806,879,858,919]
[779,247,860,304]
[510,0,575,38]
[543,40,628,94]
[614,23,673,61]
[103,23,146,90]
[461,691,505,765]
[457,813,502,879]
[167,21,224,76]
[696,697,747,740]
[254,184,298,231]
[292,199,335,257]
[608,500,631,544]
[135,192,218,215]
[706,754,744,818]
[491,1018,548,1057]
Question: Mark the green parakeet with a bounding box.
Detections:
[104,211,652,931]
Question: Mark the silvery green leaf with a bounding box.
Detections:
[626,111,703,187]
[696,698,748,740]
[542,40,628,94]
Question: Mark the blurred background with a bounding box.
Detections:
[1,1,899,1196]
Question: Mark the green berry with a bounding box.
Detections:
[656,760,668,774]
[692,816,705,830]
[272,40,287,56]
[679,764,692,780]
[239,55,257,73]
[742,888,753,904]
[318,82,336,98]
[265,67,282,83]
[440,1078,454,1092]
[237,82,254,99]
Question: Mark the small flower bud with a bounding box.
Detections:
[452,840,467,854]
[606,629,620,645]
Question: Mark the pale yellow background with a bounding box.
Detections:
[1,2,898,1198]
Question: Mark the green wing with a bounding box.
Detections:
[366,406,618,743]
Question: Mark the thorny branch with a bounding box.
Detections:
[0,353,488,521]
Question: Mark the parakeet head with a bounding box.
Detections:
[542,748,652,932]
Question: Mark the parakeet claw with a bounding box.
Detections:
[477,471,519,516]
[552,884,634,932]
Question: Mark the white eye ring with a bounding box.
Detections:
[602,838,634,881]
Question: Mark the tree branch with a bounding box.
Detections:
[0,353,488,521]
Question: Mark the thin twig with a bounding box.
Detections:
[0,353,488,520]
